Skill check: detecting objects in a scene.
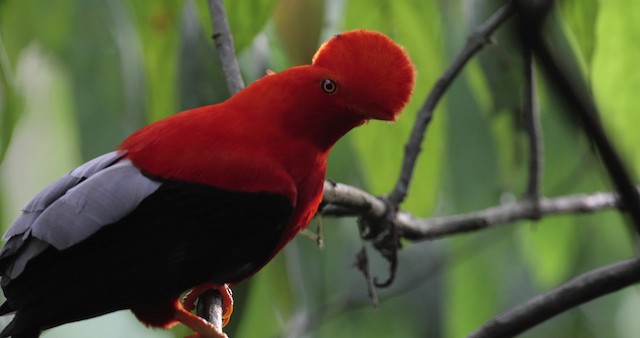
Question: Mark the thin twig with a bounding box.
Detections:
[323,180,628,241]
[207,0,245,95]
[353,246,379,308]
[387,0,516,208]
[522,44,543,216]
[198,0,247,326]
[468,256,640,338]
[397,191,618,240]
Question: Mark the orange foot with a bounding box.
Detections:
[175,282,234,338]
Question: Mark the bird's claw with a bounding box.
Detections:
[185,331,229,338]
[182,282,234,327]
[176,283,234,338]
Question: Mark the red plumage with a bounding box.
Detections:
[0,29,415,338]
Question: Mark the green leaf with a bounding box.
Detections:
[0,34,21,163]
[0,0,79,62]
[194,0,278,53]
[63,1,147,159]
[177,1,230,110]
[1,45,81,228]
[127,1,183,121]
[558,0,599,69]
[226,0,278,52]
[273,0,324,66]
[445,229,519,338]
[316,300,418,338]
[470,0,523,116]
[234,254,295,338]
[518,217,579,288]
[0,0,78,162]
[592,0,640,175]
[442,52,503,338]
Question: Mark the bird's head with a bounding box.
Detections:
[311,29,416,122]
[224,29,416,151]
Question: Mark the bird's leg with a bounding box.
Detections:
[182,282,234,327]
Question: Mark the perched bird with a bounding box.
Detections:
[0,29,415,338]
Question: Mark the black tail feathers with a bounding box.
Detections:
[0,317,41,338]
[0,302,13,317]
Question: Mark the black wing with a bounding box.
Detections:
[0,178,293,336]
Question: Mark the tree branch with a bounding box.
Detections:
[467,256,640,338]
[195,290,224,332]
[207,0,245,95]
[198,0,247,327]
[522,45,543,214]
[323,180,626,241]
[398,191,618,240]
[387,0,516,208]
[322,181,387,218]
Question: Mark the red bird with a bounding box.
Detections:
[0,29,415,338]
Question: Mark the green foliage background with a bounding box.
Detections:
[0,0,639,337]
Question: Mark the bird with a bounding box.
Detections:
[0,29,415,338]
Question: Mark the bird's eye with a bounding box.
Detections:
[320,79,337,94]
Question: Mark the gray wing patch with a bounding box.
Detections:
[0,151,161,279]
[3,151,126,240]
[30,159,161,249]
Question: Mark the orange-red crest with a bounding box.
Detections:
[312,29,416,121]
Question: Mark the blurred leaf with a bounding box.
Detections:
[440,3,502,211]
[592,0,640,175]
[442,59,502,338]
[0,0,78,62]
[437,3,513,336]
[443,78,501,206]
[0,34,21,163]
[464,1,526,196]
[64,1,147,159]
[0,1,147,160]
[0,0,77,162]
[46,311,174,338]
[518,217,579,288]
[226,0,278,52]
[194,0,278,53]
[445,218,535,337]
[127,0,183,121]
[610,288,640,338]
[469,0,523,116]
[273,0,324,66]
[178,1,230,110]
[234,254,295,338]
[558,0,599,70]
[489,110,527,194]
[582,211,636,267]
[344,0,445,217]
[316,299,418,338]
[1,45,80,227]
